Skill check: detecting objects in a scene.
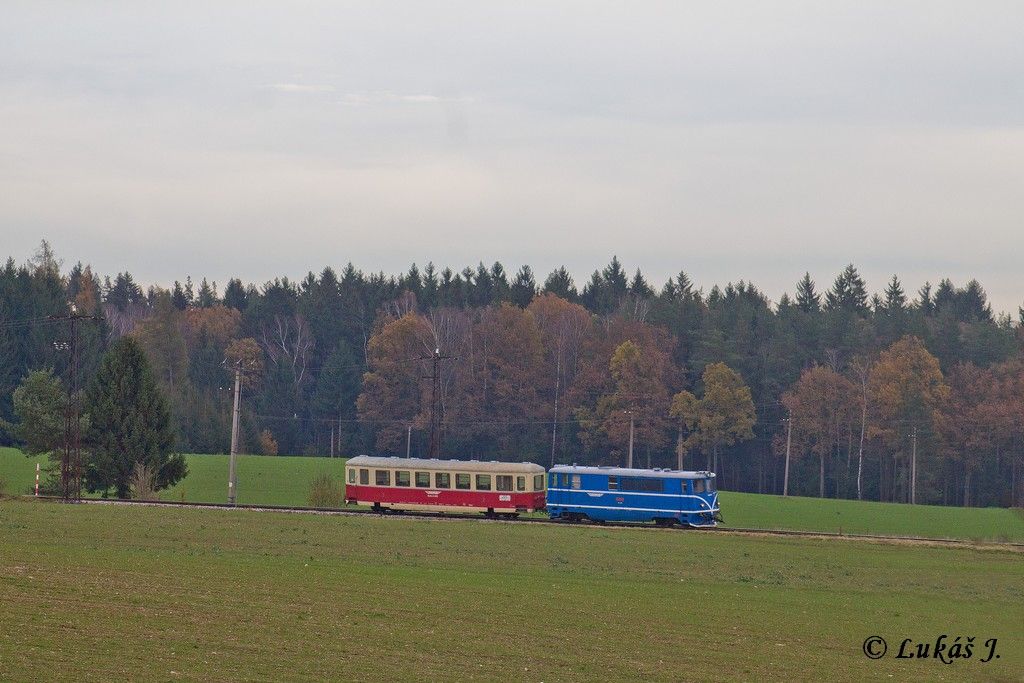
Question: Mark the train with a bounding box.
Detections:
[345,455,720,527]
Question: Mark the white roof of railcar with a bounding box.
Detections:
[550,465,715,479]
[347,455,545,474]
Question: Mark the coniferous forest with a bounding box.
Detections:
[3,241,1023,507]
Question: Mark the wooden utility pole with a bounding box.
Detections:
[783,412,792,497]
[627,411,635,469]
[910,425,918,505]
[424,349,453,459]
[228,363,242,505]
[406,424,412,458]
[51,309,101,501]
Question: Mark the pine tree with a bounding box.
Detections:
[542,266,578,301]
[197,278,217,307]
[629,269,654,299]
[84,336,185,498]
[824,264,868,314]
[509,265,538,308]
[795,273,821,313]
[222,278,247,311]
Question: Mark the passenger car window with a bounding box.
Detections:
[375,470,390,486]
[395,471,410,487]
[347,469,355,484]
[476,474,491,491]
[456,473,471,490]
[415,471,430,487]
[535,474,545,491]
[496,475,513,491]
[435,472,451,488]
[516,476,526,492]
[359,469,369,485]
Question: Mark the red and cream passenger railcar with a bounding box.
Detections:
[345,455,546,515]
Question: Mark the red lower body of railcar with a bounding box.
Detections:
[346,484,545,514]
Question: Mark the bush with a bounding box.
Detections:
[308,472,344,509]
[129,462,158,501]
[259,429,278,456]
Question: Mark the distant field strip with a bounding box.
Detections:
[1,500,1021,682]
[2,448,1022,541]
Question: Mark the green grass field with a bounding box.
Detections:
[2,447,1022,541]
[1,500,1020,682]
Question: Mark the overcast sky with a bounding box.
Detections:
[2,2,1022,312]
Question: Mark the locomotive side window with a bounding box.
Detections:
[456,473,471,490]
[435,472,451,488]
[560,474,569,488]
[535,474,545,491]
[621,477,664,492]
[414,471,430,487]
[476,474,492,491]
[395,471,411,487]
[375,470,391,486]
[359,469,369,485]
[496,475,513,491]
[607,476,618,491]
[347,469,355,484]
[571,475,581,490]
[516,476,526,492]
[693,479,705,493]
[706,477,716,492]
[549,473,556,487]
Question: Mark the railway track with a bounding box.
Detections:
[27,495,1024,550]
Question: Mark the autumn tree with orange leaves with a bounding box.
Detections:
[868,336,948,504]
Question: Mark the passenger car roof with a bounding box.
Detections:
[347,455,545,474]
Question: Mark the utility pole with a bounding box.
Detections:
[783,412,792,497]
[406,424,412,458]
[228,362,241,505]
[51,308,100,502]
[423,348,453,459]
[910,425,918,505]
[627,411,635,469]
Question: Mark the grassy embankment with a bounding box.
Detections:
[2,448,1022,541]
[0,499,1021,682]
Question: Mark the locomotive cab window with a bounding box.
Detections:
[347,469,355,484]
[559,473,569,488]
[476,474,492,491]
[435,472,451,489]
[571,475,582,490]
[706,477,716,492]
[516,476,526,492]
[535,474,545,491]
[496,475,513,492]
[456,473,471,490]
[395,471,410,487]
[693,479,705,493]
[415,471,430,488]
[375,470,391,486]
[359,469,369,485]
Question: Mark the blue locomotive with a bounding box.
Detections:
[546,465,720,527]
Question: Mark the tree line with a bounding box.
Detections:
[2,241,1022,506]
